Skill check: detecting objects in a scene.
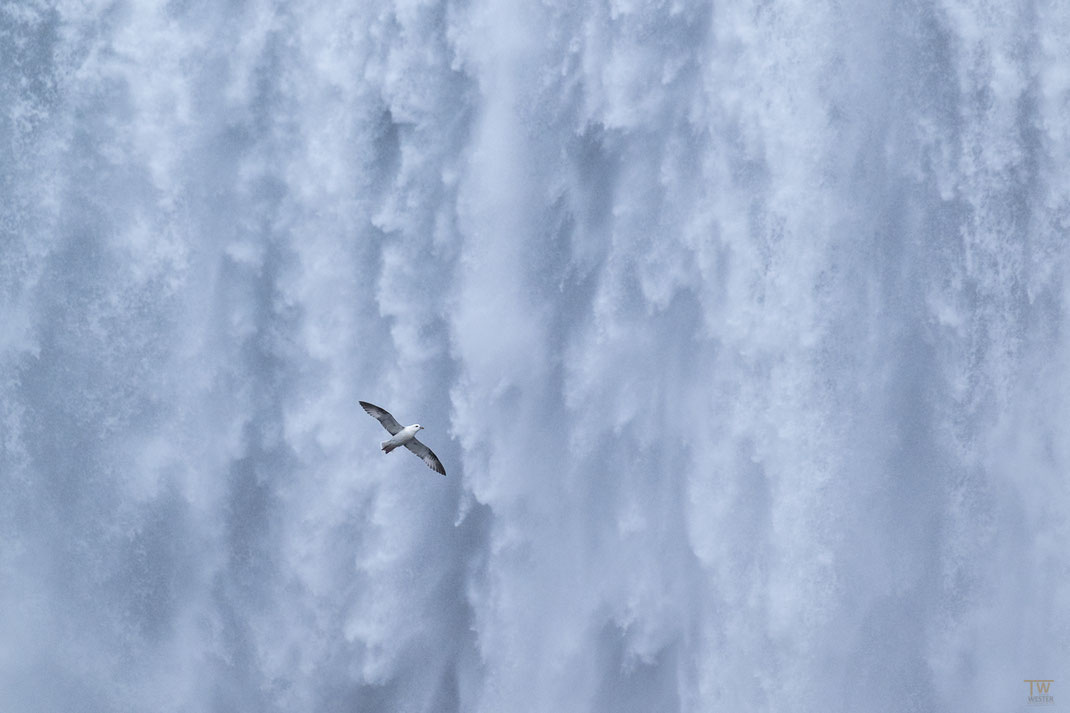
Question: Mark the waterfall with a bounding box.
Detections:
[2,1,1067,711]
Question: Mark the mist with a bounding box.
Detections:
[2,1,1068,711]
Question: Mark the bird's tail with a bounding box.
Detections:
[381,441,398,454]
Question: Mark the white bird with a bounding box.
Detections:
[359,401,446,476]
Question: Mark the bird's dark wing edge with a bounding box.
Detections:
[359,401,403,435]
[405,438,447,476]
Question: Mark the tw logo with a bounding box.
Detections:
[1025,680,1054,706]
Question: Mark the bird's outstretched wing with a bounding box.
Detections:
[359,401,403,435]
[405,438,446,476]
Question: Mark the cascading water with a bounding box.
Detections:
[2,1,1068,711]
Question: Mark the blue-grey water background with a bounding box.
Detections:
[2,1,1068,711]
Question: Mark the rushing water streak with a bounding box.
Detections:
[2,1,1069,711]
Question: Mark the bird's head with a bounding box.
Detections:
[414,424,424,431]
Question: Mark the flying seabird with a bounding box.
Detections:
[359,401,446,476]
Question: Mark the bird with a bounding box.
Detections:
[359,401,446,476]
